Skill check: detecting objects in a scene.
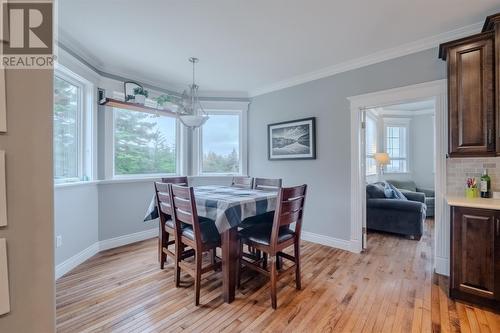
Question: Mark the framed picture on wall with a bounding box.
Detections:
[268,117,316,160]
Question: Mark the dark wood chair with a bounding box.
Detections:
[253,177,282,191]
[170,184,221,306]
[231,176,254,189]
[238,184,307,309]
[156,176,188,269]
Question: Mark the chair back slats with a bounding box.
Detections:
[270,184,307,248]
[162,176,188,186]
[170,185,201,245]
[254,177,282,191]
[231,176,253,189]
[155,182,173,217]
[159,202,172,216]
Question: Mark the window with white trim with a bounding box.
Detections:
[113,108,178,176]
[199,111,241,174]
[384,119,410,173]
[53,67,93,183]
[365,114,377,176]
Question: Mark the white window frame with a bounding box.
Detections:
[110,107,182,179]
[365,112,378,176]
[383,117,411,174]
[193,101,249,176]
[53,65,94,184]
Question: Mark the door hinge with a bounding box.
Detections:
[361,121,366,129]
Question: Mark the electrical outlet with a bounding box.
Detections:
[56,235,62,248]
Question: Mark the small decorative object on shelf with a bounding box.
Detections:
[465,177,478,198]
[480,169,491,198]
[154,94,179,110]
[124,81,143,102]
[133,87,149,105]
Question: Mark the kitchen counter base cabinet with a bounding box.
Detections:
[450,206,500,310]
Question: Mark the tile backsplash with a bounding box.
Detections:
[447,157,500,195]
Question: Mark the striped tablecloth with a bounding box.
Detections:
[144,185,278,233]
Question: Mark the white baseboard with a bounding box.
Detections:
[55,242,100,280]
[301,231,352,252]
[434,256,449,276]
[55,228,158,280]
[99,228,158,251]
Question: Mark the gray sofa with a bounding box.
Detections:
[386,180,435,217]
[366,182,426,239]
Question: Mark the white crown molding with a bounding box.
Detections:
[250,22,482,97]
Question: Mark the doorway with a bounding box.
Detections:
[348,80,449,275]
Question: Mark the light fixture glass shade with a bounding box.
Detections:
[178,114,209,128]
[176,57,209,129]
[374,152,390,165]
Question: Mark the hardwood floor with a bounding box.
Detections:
[56,220,500,332]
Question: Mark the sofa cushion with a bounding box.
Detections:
[366,182,386,199]
[386,180,417,192]
[384,182,408,200]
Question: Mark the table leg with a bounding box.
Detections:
[221,227,238,303]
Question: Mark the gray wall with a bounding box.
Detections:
[249,48,445,241]
[412,114,435,189]
[0,70,55,330]
[54,184,99,264]
[98,181,158,240]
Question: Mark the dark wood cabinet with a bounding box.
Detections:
[439,33,495,157]
[450,206,500,309]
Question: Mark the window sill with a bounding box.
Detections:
[54,180,100,189]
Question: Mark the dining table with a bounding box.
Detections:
[144,184,278,303]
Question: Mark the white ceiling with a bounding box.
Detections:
[57,0,500,97]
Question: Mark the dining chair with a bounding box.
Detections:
[237,184,307,309]
[253,177,282,191]
[170,184,221,306]
[156,176,188,269]
[231,176,254,189]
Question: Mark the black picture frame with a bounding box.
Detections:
[268,117,316,160]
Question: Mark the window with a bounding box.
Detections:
[365,115,377,176]
[200,112,241,174]
[53,74,82,182]
[384,119,410,173]
[113,108,177,176]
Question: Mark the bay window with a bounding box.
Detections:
[384,119,410,173]
[113,108,178,176]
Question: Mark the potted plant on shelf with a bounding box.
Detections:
[154,94,179,110]
[133,87,149,105]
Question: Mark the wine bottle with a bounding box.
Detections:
[480,169,491,198]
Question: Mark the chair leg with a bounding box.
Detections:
[294,241,301,290]
[237,241,243,289]
[174,242,183,287]
[262,253,268,269]
[270,255,278,309]
[194,251,202,306]
[211,248,217,271]
[276,253,282,271]
[160,232,168,269]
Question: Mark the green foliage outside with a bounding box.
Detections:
[202,147,239,173]
[54,77,79,180]
[114,109,176,175]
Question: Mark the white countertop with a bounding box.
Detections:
[447,195,500,210]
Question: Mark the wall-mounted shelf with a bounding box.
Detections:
[99,98,177,117]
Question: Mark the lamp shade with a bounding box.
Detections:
[374,152,390,165]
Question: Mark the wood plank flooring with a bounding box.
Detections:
[56,220,500,332]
